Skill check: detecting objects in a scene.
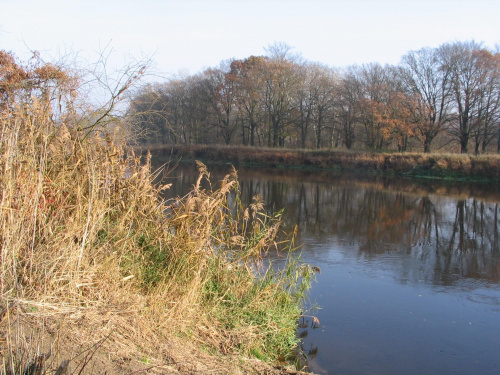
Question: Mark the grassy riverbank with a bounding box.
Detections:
[145,144,500,182]
[0,72,314,374]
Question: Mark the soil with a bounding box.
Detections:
[0,302,314,375]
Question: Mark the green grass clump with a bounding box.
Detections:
[200,253,313,362]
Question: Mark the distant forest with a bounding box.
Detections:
[128,41,500,154]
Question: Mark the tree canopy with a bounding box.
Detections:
[128,41,500,154]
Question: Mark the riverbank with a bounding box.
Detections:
[144,144,500,182]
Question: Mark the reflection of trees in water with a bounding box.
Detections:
[435,200,500,283]
[237,178,500,285]
[404,198,500,285]
[159,164,500,285]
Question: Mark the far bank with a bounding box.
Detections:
[140,145,500,182]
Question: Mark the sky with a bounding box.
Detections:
[1,0,499,79]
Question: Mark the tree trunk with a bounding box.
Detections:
[497,125,500,153]
[316,127,321,149]
[474,138,480,155]
[345,137,352,150]
[460,132,469,153]
[250,120,256,146]
[459,112,470,153]
[272,120,279,147]
[423,136,431,153]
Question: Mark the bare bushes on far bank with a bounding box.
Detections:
[147,144,500,181]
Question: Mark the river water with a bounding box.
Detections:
[156,160,500,375]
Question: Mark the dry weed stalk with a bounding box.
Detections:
[0,51,314,373]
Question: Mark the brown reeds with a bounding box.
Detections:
[0,55,313,374]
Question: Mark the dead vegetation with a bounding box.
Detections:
[0,51,314,374]
[148,144,500,181]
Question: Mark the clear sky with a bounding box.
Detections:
[1,0,499,78]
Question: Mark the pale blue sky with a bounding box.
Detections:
[1,0,499,77]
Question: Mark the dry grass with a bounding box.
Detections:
[149,144,500,181]
[0,63,314,374]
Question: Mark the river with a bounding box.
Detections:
[156,160,500,375]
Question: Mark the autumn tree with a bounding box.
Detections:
[352,64,400,150]
[162,79,189,144]
[469,49,500,154]
[399,47,453,152]
[0,50,77,116]
[125,41,499,153]
[310,66,337,149]
[229,56,267,146]
[0,50,30,109]
[183,73,214,144]
[129,78,195,144]
[198,62,240,145]
[335,71,362,149]
[293,62,337,149]
[388,90,416,152]
[172,75,212,145]
[261,43,301,147]
[128,83,173,144]
[439,41,488,153]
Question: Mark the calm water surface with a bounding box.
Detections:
[158,161,500,375]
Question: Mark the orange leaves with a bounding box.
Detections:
[34,63,68,82]
[0,50,29,101]
[1,50,76,112]
[355,66,417,150]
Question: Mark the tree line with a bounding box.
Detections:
[128,41,500,154]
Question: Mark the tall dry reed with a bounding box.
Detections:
[0,53,313,374]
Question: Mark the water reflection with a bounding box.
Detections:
[232,172,500,286]
[161,161,500,286]
[158,161,500,375]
